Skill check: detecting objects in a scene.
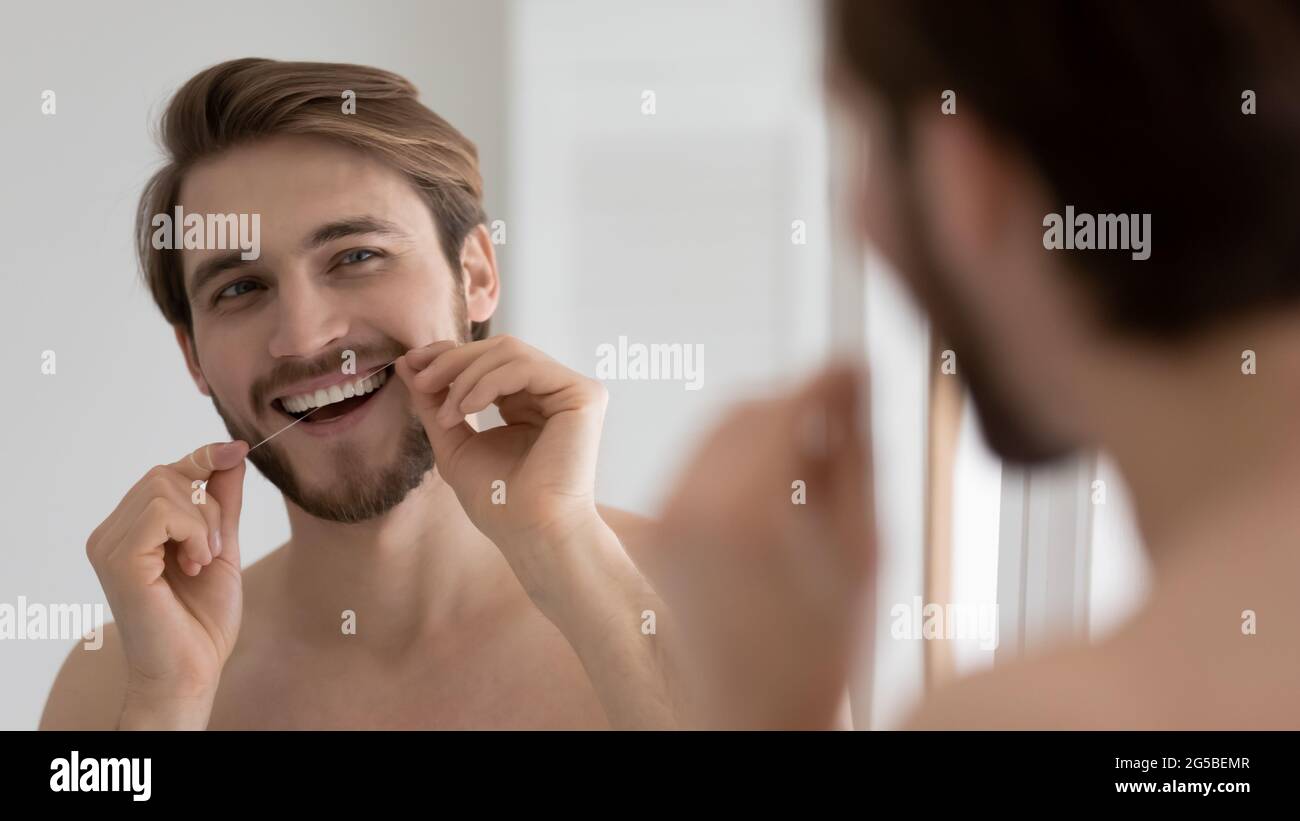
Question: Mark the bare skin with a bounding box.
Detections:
[42,499,663,730]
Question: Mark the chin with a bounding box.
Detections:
[214,392,433,524]
[965,373,1077,466]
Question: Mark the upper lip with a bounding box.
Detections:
[269,362,392,406]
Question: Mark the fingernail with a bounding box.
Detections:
[406,346,439,369]
[211,529,223,558]
[213,441,248,463]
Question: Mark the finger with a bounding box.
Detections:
[780,366,874,600]
[172,512,214,573]
[438,344,531,427]
[204,457,246,568]
[395,355,475,472]
[170,441,249,484]
[795,366,867,497]
[457,358,602,424]
[172,443,246,564]
[103,466,211,566]
[403,339,460,372]
[456,361,533,417]
[495,390,548,427]
[117,496,209,579]
[168,471,223,564]
[191,491,223,559]
[169,441,246,562]
[820,366,875,581]
[409,336,506,397]
[394,355,447,414]
[166,544,203,579]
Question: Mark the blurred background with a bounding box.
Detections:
[0,0,1149,729]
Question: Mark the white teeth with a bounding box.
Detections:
[279,367,388,414]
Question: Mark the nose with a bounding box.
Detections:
[267,272,350,361]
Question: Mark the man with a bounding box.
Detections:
[40,58,690,729]
[651,0,1300,729]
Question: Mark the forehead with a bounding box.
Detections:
[177,135,433,269]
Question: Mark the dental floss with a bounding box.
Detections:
[247,355,404,452]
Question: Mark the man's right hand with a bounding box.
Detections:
[85,440,249,728]
[650,365,875,728]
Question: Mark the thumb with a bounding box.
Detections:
[801,363,875,587]
[205,454,247,568]
[395,355,473,476]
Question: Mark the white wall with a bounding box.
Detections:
[505,0,832,514]
[1088,457,1150,639]
[949,398,1002,674]
[858,250,929,728]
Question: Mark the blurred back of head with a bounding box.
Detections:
[828,1,1300,463]
[831,0,1300,338]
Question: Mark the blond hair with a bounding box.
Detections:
[136,57,489,340]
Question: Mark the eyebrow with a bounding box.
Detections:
[186,216,409,301]
[303,216,408,250]
[189,251,253,301]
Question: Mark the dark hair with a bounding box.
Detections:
[831,0,1300,339]
[137,58,490,342]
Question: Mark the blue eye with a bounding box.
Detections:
[216,280,258,301]
[341,248,379,264]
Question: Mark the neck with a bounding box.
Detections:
[1100,314,1300,574]
[274,467,516,653]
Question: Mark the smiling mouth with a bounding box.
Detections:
[271,364,394,425]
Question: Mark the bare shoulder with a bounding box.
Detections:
[596,503,655,541]
[596,504,659,571]
[900,649,1120,729]
[906,569,1300,730]
[900,620,1201,730]
[40,544,291,731]
[40,621,129,730]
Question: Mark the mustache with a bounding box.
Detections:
[252,341,408,409]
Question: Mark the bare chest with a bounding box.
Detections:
[206,618,609,729]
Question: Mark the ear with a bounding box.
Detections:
[910,105,1025,271]
[458,223,501,328]
[172,324,212,396]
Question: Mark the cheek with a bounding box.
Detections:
[193,340,250,407]
[856,140,915,273]
[377,267,462,341]
[861,178,898,259]
[205,368,237,405]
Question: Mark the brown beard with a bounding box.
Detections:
[882,117,1075,466]
[211,391,434,523]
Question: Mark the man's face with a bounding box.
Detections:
[842,84,1095,464]
[176,135,472,522]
